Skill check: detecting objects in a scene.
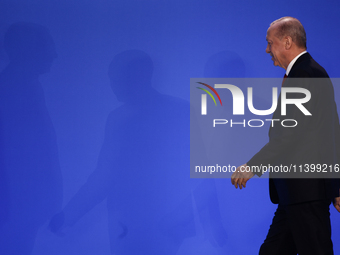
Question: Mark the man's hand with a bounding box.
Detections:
[334,189,340,213]
[231,164,255,189]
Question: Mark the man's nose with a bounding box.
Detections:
[265,45,270,54]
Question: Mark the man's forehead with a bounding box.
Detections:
[266,26,275,40]
[266,29,270,41]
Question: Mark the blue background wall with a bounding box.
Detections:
[0,0,339,254]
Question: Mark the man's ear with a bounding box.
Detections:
[284,36,293,50]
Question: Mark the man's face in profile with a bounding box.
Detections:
[265,25,285,69]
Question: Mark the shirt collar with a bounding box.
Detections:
[286,51,307,76]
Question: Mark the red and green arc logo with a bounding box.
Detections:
[196,82,223,106]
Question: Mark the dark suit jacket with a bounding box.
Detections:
[248,53,340,205]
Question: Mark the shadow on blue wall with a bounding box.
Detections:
[0,22,63,254]
[49,50,227,254]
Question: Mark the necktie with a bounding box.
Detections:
[282,74,288,87]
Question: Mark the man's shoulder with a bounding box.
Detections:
[289,53,329,78]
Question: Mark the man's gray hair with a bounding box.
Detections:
[270,17,307,49]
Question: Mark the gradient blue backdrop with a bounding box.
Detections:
[0,0,339,254]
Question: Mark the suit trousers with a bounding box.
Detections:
[259,200,333,255]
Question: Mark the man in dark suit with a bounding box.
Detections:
[231,17,340,255]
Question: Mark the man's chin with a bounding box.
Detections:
[270,58,278,66]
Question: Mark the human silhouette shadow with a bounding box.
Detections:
[202,51,270,167]
[0,22,63,254]
[50,50,227,254]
